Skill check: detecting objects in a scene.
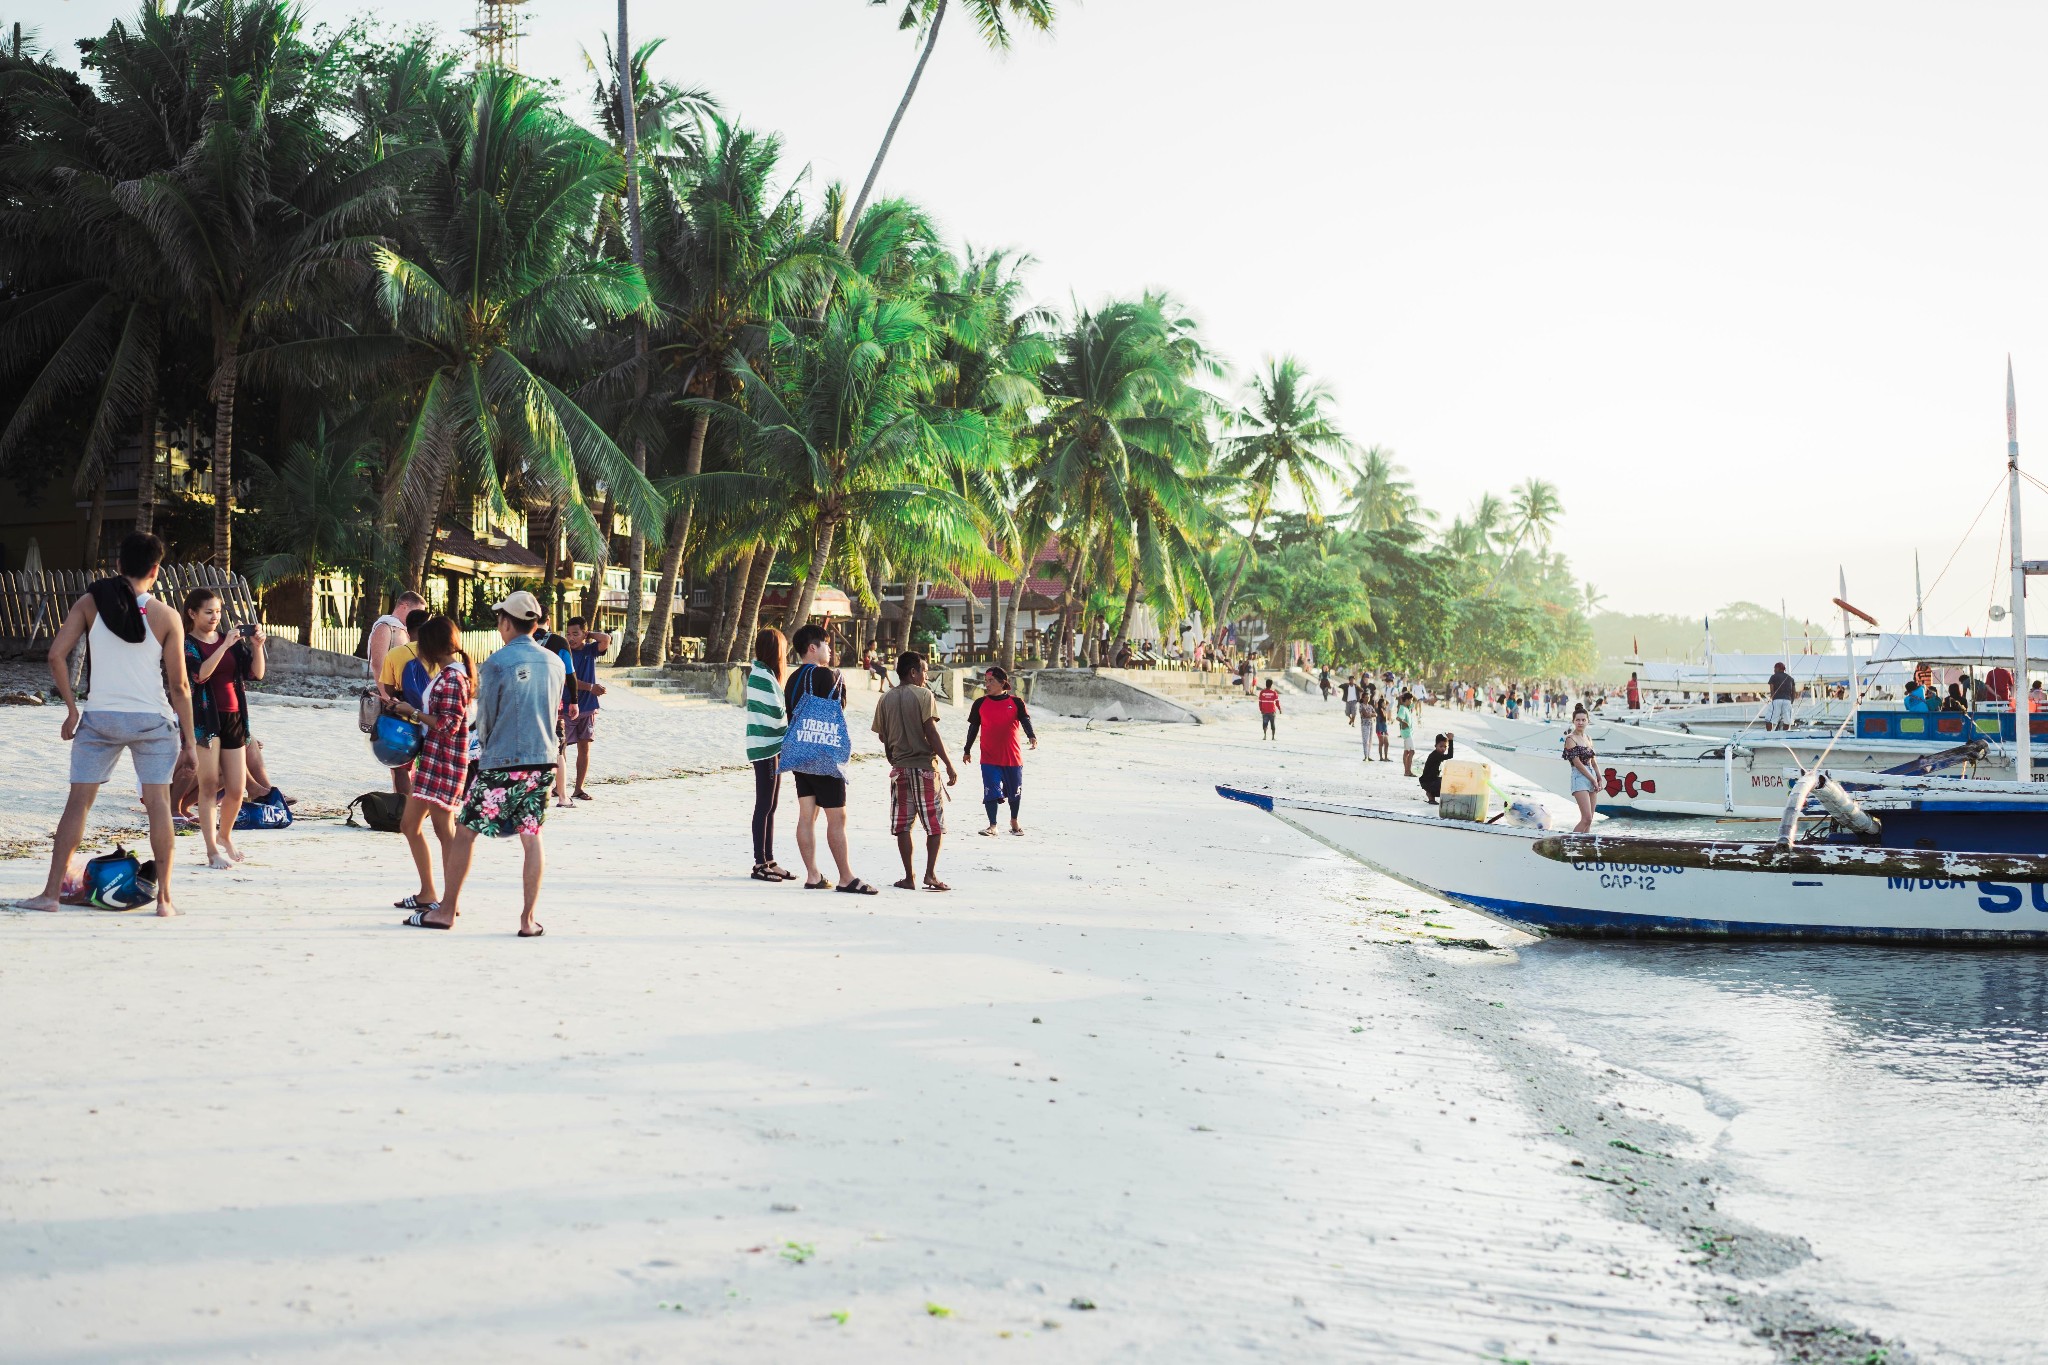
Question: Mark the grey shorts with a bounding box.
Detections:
[71,710,181,786]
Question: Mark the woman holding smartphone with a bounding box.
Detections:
[182,589,265,868]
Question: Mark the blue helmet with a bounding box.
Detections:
[372,713,424,768]
[84,847,158,911]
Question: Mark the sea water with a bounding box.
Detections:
[1507,940,2048,1363]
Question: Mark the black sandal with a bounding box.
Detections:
[835,878,879,896]
[751,866,782,882]
[402,909,450,929]
[394,895,438,910]
[804,878,831,890]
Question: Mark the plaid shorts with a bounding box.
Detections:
[888,765,944,836]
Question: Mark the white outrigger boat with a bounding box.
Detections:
[1215,783,2048,944]
[1220,364,2048,944]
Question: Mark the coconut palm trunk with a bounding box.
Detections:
[999,573,1023,671]
[641,408,711,663]
[623,437,647,655]
[711,543,755,660]
[1110,568,1141,659]
[209,321,242,570]
[85,478,107,569]
[735,544,776,659]
[784,509,839,630]
[1209,512,1264,647]
[581,493,614,620]
[843,0,947,245]
[135,401,158,537]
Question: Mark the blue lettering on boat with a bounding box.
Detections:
[2033,884,2048,913]
[1977,881,2023,913]
[1886,877,1967,892]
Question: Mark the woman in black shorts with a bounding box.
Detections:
[784,624,877,894]
[182,588,266,869]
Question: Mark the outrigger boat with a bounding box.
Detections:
[1215,781,2048,943]
[1217,364,2048,944]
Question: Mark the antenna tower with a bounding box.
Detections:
[466,0,528,71]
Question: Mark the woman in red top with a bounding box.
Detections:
[390,616,473,913]
[962,666,1038,836]
[183,588,265,869]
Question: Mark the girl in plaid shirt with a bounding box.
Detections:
[393,617,474,913]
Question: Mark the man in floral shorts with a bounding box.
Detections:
[407,591,563,937]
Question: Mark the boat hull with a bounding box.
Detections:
[1220,788,2048,944]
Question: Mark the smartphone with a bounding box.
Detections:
[238,622,258,638]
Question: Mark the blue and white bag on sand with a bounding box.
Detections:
[234,787,294,831]
[778,664,851,779]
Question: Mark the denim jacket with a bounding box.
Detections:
[475,634,566,770]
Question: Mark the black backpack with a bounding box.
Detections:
[346,791,407,832]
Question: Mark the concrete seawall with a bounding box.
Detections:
[1024,668,1203,723]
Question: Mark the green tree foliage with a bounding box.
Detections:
[1,1,1605,684]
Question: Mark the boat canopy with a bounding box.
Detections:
[1638,653,1912,689]
[1861,633,2048,670]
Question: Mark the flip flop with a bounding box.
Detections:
[402,909,450,929]
[804,878,831,890]
[835,879,879,896]
[922,879,952,892]
[892,876,918,890]
[518,925,545,937]
[394,895,439,910]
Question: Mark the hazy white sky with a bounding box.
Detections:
[46,0,2048,630]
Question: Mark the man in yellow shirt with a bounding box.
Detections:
[376,609,432,796]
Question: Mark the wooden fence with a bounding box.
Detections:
[0,564,260,653]
[5,567,633,667]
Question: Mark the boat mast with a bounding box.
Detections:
[2010,357,2032,781]
[1914,552,1925,634]
[1839,567,1859,711]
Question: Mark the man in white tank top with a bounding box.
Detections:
[16,532,198,917]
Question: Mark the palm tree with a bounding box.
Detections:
[1342,445,1422,533]
[89,0,377,570]
[924,245,1053,659]
[1488,477,1564,593]
[622,118,838,663]
[248,68,664,587]
[842,0,1057,246]
[242,420,381,642]
[1028,294,1215,663]
[700,278,992,631]
[1211,355,1354,640]
[585,36,715,660]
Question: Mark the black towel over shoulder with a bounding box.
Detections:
[87,576,147,643]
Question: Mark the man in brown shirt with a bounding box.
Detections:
[871,652,959,891]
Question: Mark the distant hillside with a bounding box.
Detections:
[1591,601,1835,667]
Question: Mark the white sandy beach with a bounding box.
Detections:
[0,679,1779,1362]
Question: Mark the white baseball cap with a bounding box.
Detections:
[492,589,543,621]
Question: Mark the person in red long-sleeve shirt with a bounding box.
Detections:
[963,666,1038,836]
